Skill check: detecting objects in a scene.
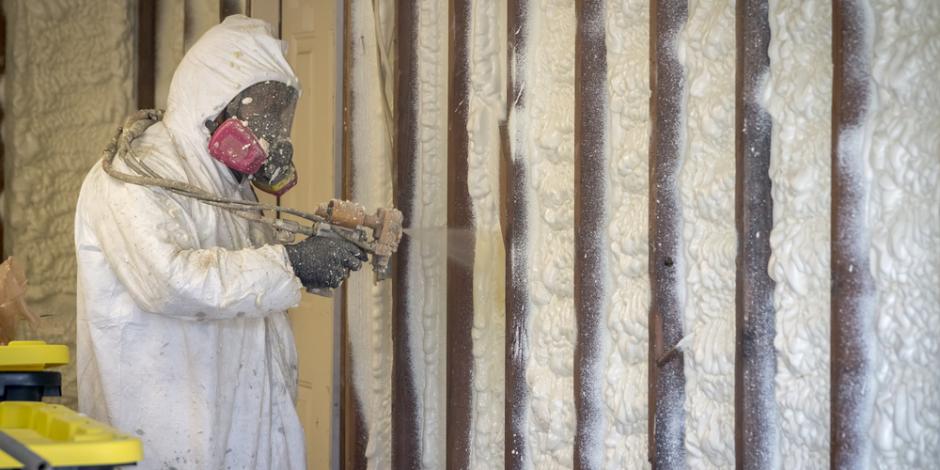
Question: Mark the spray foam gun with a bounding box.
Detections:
[269,199,403,294]
[100,110,404,295]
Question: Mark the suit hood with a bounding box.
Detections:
[162,15,300,182]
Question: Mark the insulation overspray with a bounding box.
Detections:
[572,1,611,468]
[505,0,533,468]
[648,0,689,466]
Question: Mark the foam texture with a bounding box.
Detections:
[602,0,651,467]
[677,0,737,467]
[521,1,577,468]
[347,1,940,467]
[867,1,940,467]
[765,0,832,467]
[465,0,508,468]
[346,1,396,467]
[412,1,449,467]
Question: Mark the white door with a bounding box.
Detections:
[250,1,341,468]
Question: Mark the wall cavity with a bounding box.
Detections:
[521,0,577,468]
[602,0,650,467]
[465,0,508,468]
[765,0,832,467]
[410,2,449,468]
[346,0,395,467]
[867,0,940,467]
[677,0,737,467]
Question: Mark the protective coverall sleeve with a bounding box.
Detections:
[83,167,302,320]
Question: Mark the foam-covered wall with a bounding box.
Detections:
[518,1,577,467]
[677,0,736,466]
[346,1,940,468]
[345,0,450,467]
[866,1,940,466]
[346,0,395,466]
[765,0,832,467]
[465,0,508,467]
[410,1,449,467]
[602,0,650,466]
[3,0,137,406]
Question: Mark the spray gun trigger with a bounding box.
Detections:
[271,218,311,243]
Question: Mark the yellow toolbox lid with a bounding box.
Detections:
[0,402,142,468]
[0,453,17,468]
[0,342,69,371]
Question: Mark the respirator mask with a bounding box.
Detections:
[207,81,299,196]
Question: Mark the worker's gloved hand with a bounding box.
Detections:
[284,236,368,289]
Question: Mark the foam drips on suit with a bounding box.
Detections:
[75,16,309,469]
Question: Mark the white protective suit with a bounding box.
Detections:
[75,16,307,470]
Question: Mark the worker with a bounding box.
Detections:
[74,16,360,469]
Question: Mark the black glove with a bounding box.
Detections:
[284,236,368,289]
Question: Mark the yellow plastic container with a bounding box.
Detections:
[0,342,69,372]
[0,402,142,468]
